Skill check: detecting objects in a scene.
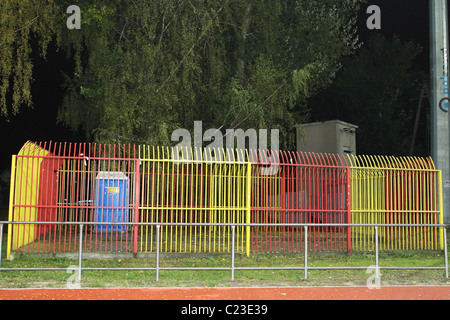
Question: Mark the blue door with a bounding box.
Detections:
[95,172,129,232]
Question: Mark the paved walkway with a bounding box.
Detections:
[0,286,448,300]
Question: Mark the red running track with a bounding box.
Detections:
[0,286,448,300]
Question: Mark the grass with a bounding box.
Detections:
[1,229,449,288]
[0,251,448,288]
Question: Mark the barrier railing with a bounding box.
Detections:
[138,146,250,255]
[5,141,445,259]
[1,221,448,284]
[249,149,351,254]
[347,155,443,251]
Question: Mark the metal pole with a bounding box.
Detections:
[231,226,235,281]
[375,226,380,278]
[304,226,308,279]
[78,224,83,283]
[430,0,450,224]
[0,224,3,274]
[444,226,448,278]
[246,161,251,257]
[156,225,160,281]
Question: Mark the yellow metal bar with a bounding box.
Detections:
[246,155,251,257]
[211,154,218,252]
[238,151,245,253]
[138,145,143,252]
[438,170,444,250]
[175,150,181,252]
[149,145,155,252]
[189,147,194,253]
[197,147,203,252]
[218,151,223,252]
[170,147,176,252]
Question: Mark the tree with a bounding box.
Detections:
[56,0,365,149]
[308,34,424,156]
[0,0,62,116]
[1,1,365,150]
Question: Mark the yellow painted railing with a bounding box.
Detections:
[138,146,251,255]
[347,155,444,251]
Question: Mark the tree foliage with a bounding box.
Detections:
[2,0,365,149]
[309,34,424,155]
[0,0,63,116]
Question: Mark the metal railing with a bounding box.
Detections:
[0,221,448,284]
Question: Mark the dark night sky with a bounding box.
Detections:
[358,0,430,69]
[0,0,435,170]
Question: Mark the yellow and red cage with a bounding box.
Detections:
[5,141,445,260]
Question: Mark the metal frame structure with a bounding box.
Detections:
[347,154,444,251]
[249,149,351,253]
[4,141,446,260]
[0,221,448,283]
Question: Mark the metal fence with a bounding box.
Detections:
[5,141,446,260]
[347,155,443,251]
[0,221,448,283]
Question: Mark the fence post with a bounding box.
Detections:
[231,225,235,281]
[134,160,141,254]
[246,161,252,257]
[346,168,352,254]
[304,226,308,279]
[444,226,448,278]
[156,225,160,282]
[0,224,3,274]
[375,226,379,279]
[438,171,445,250]
[78,223,84,283]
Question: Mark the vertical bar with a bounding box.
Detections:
[26,144,35,254]
[195,152,201,253]
[175,153,181,252]
[78,223,84,283]
[138,147,144,252]
[304,225,308,279]
[231,225,235,281]
[189,152,195,253]
[438,171,445,250]
[170,150,176,252]
[6,155,17,260]
[0,224,3,273]
[156,225,160,281]
[346,168,352,253]
[443,225,448,278]
[73,148,81,252]
[162,149,168,252]
[134,159,140,254]
[246,161,252,256]
[217,160,222,252]
[375,226,379,278]
[63,144,71,252]
[281,158,286,253]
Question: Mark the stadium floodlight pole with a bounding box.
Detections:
[430,0,450,224]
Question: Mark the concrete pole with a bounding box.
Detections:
[430,0,450,224]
